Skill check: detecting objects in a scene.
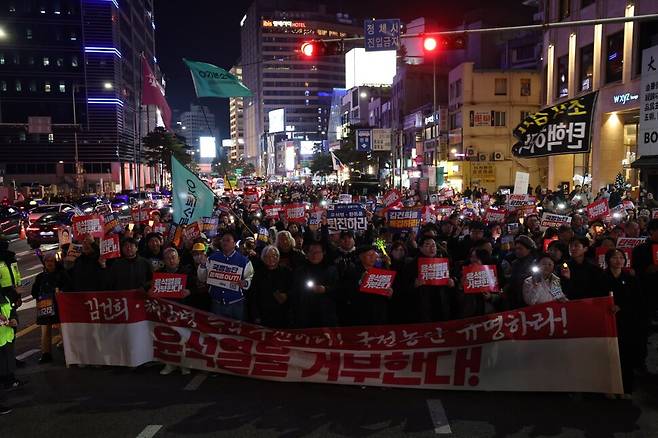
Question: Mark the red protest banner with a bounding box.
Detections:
[421,205,437,223]
[586,198,609,222]
[653,244,658,266]
[153,223,168,236]
[183,222,201,241]
[56,290,623,393]
[285,203,307,223]
[595,247,608,270]
[150,273,187,298]
[418,257,450,286]
[652,209,658,219]
[359,269,396,297]
[72,215,104,240]
[484,208,506,224]
[462,265,499,294]
[99,235,121,259]
[244,189,260,205]
[616,237,645,249]
[382,189,402,208]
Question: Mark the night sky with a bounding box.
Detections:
[155,0,532,140]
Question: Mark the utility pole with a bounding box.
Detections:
[72,85,83,194]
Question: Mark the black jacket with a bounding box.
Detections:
[290,261,338,328]
[69,254,105,292]
[249,265,292,328]
[563,258,608,300]
[107,256,153,291]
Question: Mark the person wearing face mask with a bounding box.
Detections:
[249,245,292,328]
[604,248,643,398]
[522,253,568,306]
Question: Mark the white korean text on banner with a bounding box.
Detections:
[326,204,367,232]
[512,91,598,158]
[56,291,623,393]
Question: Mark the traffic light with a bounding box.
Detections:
[299,40,344,58]
[422,34,467,55]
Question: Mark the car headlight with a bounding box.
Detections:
[121,205,129,210]
[84,207,93,213]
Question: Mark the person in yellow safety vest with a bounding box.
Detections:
[0,286,19,414]
[0,236,24,371]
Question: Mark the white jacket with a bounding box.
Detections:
[522,273,567,306]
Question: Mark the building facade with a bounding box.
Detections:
[0,0,161,193]
[239,0,361,174]
[178,104,216,158]
[542,0,658,192]
[229,65,244,162]
[447,62,542,192]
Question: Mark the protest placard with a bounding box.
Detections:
[359,269,396,297]
[461,265,499,294]
[586,199,609,222]
[150,273,187,298]
[616,237,645,249]
[72,215,104,240]
[387,208,422,231]
[484,208,506,224]
[284,203,307,224]
[326,204,367,232]
[103,212,122,235]
[418,258,450,286]
[382,189,402,208]
[99,235,121,259]
[540,213,572,229]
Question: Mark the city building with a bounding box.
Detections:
[541,0,658,192]
[447,62,542,192]
[178,104,216,158]
[229,65,245,162]
[0,0,161,193]
[239,0,362,174]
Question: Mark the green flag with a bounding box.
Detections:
[171,156,215,226]
[183,58,253,98]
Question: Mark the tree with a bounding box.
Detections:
[142,127,193,174]
[309,153,333,176]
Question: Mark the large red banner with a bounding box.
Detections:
[56,291,623,393]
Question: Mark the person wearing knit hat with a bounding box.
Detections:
[514,234,537,251]
[505,234,537,309]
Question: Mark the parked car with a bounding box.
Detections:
[0,206,24,237]
[26,211,75,248]
[28,203,79,225]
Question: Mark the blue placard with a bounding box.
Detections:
[364,19,401,52]
[356,129,372,152]
[326,203,367,231]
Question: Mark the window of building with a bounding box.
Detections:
[456,79,462,98]
[520,111,531,122]
[579,44,594,91]
[29,81,36,92]
[581,0,595,7]
[557,55,568,98]
[59,82,66,93]
[8,5,15,12]
[520,78,531,96]
[494,78,507,95]
[44,82,51,92]
[26,28,32,39]
[0,81,6,92]
[28,56,34,65]
[606,31,624,83]
[492,111,506,126]
[48,133,54,143]
[69,30,77,41]
[15,80,21,92]
[0,53,4,65]
[559,0,570,20]
[636,19,658,75]
[56,58,63,67]
[71,56,78,67]
[12,54,19,64]
[43,57,49,66]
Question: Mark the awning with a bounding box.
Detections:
[630,155,658,169]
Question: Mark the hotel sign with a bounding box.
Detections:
[262,20,306,28]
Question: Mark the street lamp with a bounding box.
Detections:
[103,82,113,90]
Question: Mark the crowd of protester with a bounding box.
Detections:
[1,181,657,412]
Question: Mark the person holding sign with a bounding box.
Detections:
[31,252,70,364]
[407,236,455,322]
[344,245,392,326]
[66,235,105,292]
[459,248,503,318]
[522,254,567,306]
[248,245,292,328]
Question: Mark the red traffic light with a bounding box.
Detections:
[301,42,315,57]
[423,36,438,52]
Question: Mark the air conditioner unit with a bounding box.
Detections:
[465,147,476,157]
[477,153,487,162]
[492,151,505,161]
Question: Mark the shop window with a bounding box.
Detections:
[580,44,594,91]
[12,54,19,64]
[26,28,32,40]
[559,0,570,20]
[495,78,507,95]
[15,80,21,92]
[606,31,624,84]
[44,81,51,92]
[492,111,506,127]
[455,79,462,98]
[29,81,36,92]
[0,53,4,65]
[56,58,63,67]
[59,81,66,93]
[557,55,568,98]
[520,78,531,96]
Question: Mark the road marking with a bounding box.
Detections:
[136,425,163,438]
[16,324,38,338]
[16,349,40,361]
[183,373,207,391]
[426,399,452,434]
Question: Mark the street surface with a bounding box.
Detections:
[3,239,658,438]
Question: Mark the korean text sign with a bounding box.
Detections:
[359,269,396,297]
[387,208,422,230]
[72,215,104,240]
[461,265,498,294]
[151,273,187,298]
[327,204,367,232]
[99,235,121,259]
[418,258,450,286]
[586,199,609,222]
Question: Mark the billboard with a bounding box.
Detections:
[285,145,296,172]
[345,48,396,89]
[300,141,316,156]
[221,139,232,148]
[268,108,285,133]
[199,136,216,158]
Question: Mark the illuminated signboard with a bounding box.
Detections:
[262,20,306,28]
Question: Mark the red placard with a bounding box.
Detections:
[284,203,306,223]
[264,205,283,219]
[418,257,450,286]
[586,199,609,222]
[100,235,121,259]
[543,236,558,252]
[653,244,658,266]
[72,215,104,240]
[183,222,201,241]
[153,223,168,236]
[595,246,608,270]
[131,208,150,224]
[616,237,645,249]
[484,208,506,224]
[150,272,187,298]
[652,209,658,219]
[359,268,396,297]
[382,189,402,208]
[244,189,260,205]
[462,264,499,294]
[421,205,437,223]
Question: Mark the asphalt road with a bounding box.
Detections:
[3,239,658,438]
